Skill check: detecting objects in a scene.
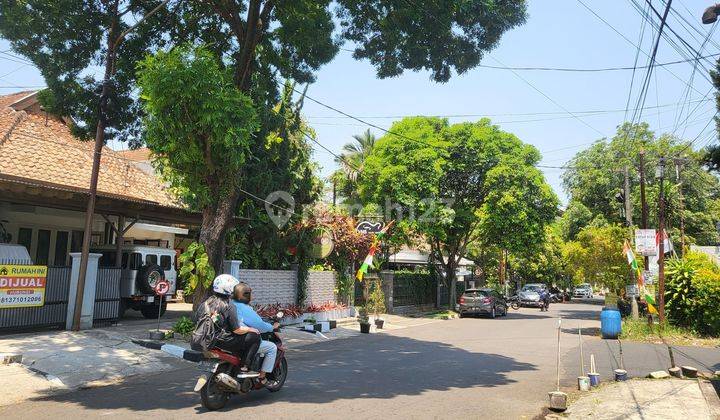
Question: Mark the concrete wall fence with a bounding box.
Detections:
[306,271,337,306]
[223,261,338,307]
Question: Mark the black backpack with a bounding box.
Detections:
[190,301,220,352]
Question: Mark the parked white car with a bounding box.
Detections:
[93,245,177,318]
[573,283,593,299]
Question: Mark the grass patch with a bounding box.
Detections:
[424,310,458,320]
[620,318,720,347]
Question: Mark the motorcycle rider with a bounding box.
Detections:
[232,282,279,385]
[539,287,551,311]
[195,274,261,374]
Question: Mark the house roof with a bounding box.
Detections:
[0,91,181,210]
[389,249,474,267]
[117,147,151,162]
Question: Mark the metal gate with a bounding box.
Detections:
[0,266,71,332]
[93,268,121,326]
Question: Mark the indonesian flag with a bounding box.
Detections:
[655,229,674,254]
[356,221,394,281]
[623,240,644,286]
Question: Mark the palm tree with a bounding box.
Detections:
[335,129,376,182]
[331,129,376,206]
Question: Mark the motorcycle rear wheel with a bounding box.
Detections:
[266,357,288,392]
[511,302,519,310]
[200,373,231,411]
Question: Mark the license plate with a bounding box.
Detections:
[146,296,154,303]
[198,360,218,373]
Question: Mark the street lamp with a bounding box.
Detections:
[702,4,720,24]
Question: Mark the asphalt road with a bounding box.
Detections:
[1,301,717,419]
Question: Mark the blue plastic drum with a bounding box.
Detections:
[600,307,622,339]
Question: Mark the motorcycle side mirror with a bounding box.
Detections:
[276,311,284,319]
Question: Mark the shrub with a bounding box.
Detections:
[366,280,386,316]
[178,242,215,297]
[665,251,720,336]
[172,316,195,338]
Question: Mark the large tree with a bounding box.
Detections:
[332,129,377,207]
[1,0,529,294]
[359,117,557,305]
[563,122,720,245]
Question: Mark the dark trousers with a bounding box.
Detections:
[215,332,261,368]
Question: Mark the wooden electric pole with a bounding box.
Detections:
[639,150,649,271]
[657,157,667,324]
[674,158,687,256]
[72,0,172,331]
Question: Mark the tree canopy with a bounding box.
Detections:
[562,122,720,245]
[359,117,557,304]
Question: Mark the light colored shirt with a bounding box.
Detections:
[232,301,273,333]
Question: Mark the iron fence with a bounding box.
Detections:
[0,266,71,332]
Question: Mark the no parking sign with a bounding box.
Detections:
[154,279,170,296]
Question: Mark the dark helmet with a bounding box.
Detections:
[233,282,252,303]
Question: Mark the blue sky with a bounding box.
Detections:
[1,0,718,203]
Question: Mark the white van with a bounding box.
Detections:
[93,245,177,318]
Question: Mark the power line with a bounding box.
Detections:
[304,98,713,120]
[474,53,720,73]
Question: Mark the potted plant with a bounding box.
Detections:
[367,280,386,329]
[357,306,371,334]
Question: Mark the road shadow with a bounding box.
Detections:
[556,309,601,321]
[561,327,601,337]
[18,332,538,413]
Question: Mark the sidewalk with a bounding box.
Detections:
[556,378,720,419]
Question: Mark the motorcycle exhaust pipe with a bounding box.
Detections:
[215,372,241,392]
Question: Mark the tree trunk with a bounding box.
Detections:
[447,260,457,308]
[192,197,237,309]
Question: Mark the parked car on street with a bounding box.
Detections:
[458,288,507,318]
[573,283,594,299]
[518,283,547,307]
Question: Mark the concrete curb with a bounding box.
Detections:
[698,379,720,418]
[131,339,203,362]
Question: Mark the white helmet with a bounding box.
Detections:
[212,274,239,296]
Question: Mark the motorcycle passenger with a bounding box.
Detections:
[196,274,261,374]
[232,282,279,385]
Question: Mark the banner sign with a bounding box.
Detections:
[634,229,657,256]
[0,265,47,309]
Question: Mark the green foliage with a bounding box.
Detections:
[332,129,377,207]
[510,227,567,285]
[563,122,720,245]
[665,251,720,335]
[137,45,258,207]
[178,242,216,296]
[665,258,696,327]
[562,224,628,293]
[393,270,436,306]
[366,280,386,316]
[557,201,593,241]
[0,0,171,143]
[172,316,195,338]
[359,117,558,304]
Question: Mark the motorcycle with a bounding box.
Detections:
[194,311,288,411]
[506,295,520,310]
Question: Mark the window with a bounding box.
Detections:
[54,231,69,266]
[35,230,51,265]
[71,231,83,253]
[160,255,172,270]
[17,227,32,252]
[98,251,116,268]
[128,253,142,270]
[145,254,157,265]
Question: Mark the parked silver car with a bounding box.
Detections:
[518,283,547,307]
[573,283,594,299]
[458,288,507,318]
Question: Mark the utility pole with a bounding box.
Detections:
[639,150,649,271]
[674,158,686,256]
[623,166,633,226]
[624,165,639,319]
[72,0,171,331]
[657,157,667,324]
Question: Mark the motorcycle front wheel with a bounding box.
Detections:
[266,357,288,392]
[200,373,231,411]
[511,302,519,310]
